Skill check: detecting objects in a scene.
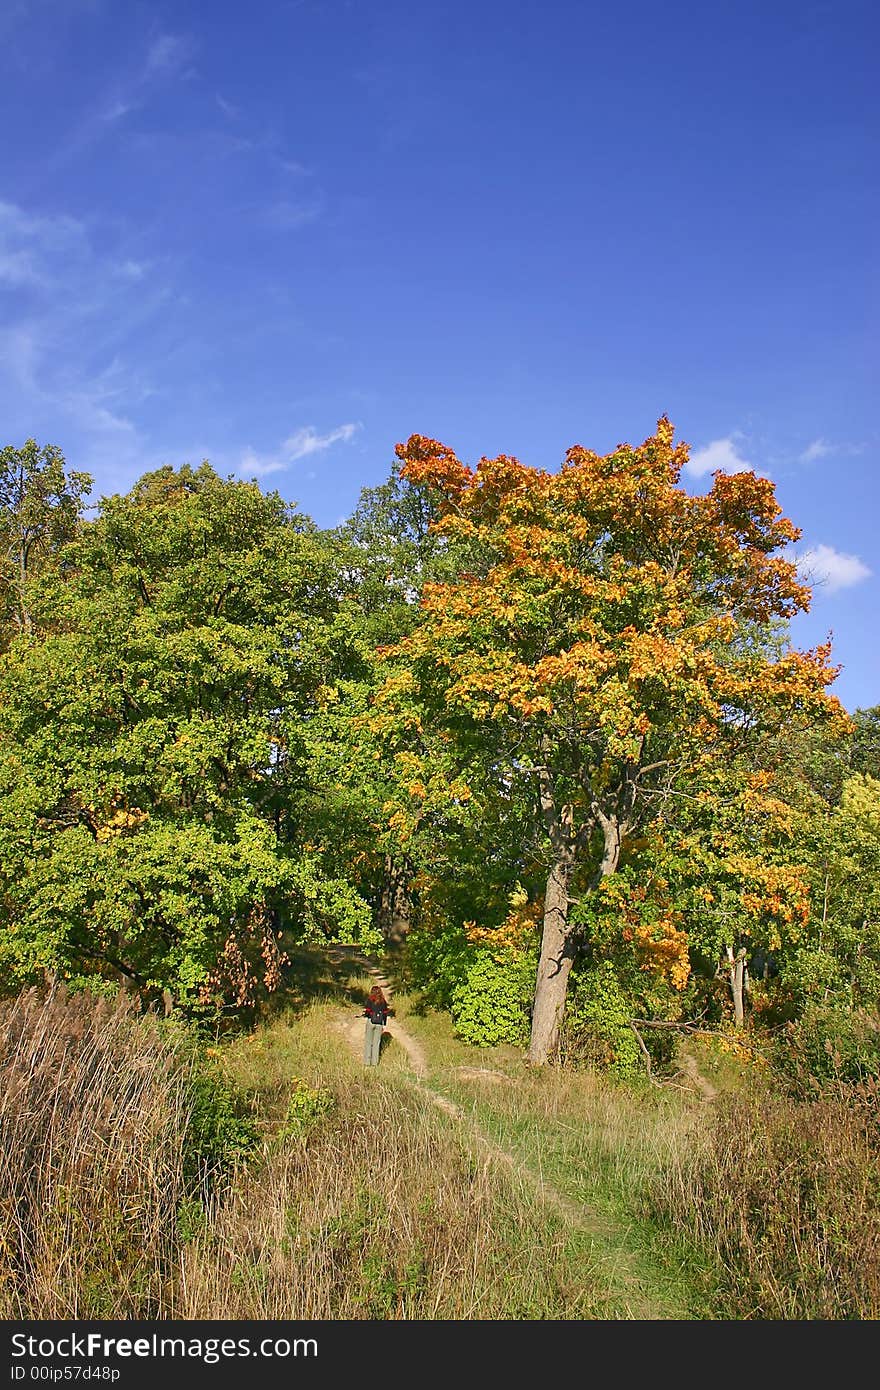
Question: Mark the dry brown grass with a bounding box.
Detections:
[0,989,597,1320]
[178,1068,594,1319]
[6,979,878,1321]
[652,1080,880,1318]
[0,985,189,1318]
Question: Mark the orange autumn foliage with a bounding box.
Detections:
[388,417,840,768]
[464,898,542,957]
[633,919,692,992]
[373,417,845,1062]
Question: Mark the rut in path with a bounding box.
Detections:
[328,947,692,1320]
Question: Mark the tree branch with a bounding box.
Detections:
[628,1021,661,1086]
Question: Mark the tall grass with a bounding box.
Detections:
[429,1062,712,1318]
[4,979,879,1320]
[0,990,603,1319]
[409,1017,880,1320]
[651,1080,880,1319]
[181,1000,615,1318]
[178,1068,598,1319]
[0,985,189,1318]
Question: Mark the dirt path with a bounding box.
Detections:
[678,1050,719,1101]
[327,948,691,1319]
[328,946,431,1076]
[334,957,593,1219]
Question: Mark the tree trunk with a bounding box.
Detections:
[378,854,412,948]
[527,769,624,1067]
[15,532,33,634]
[727,945,746,1027]
[378,855,393,936]
[527,852,575,1066]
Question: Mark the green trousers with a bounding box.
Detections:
[363,1020,383,1065]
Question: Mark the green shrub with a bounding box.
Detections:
[773,1003,880,1092]
[276,1079,336,1142]
[398,922,472,1008]
[563,962,641,1076]
[450,950,532,1046]
[182,1055,259,1193]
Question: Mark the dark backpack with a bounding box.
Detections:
[368,999,386,1025]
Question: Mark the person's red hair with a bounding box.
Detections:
[368,984,386,1004]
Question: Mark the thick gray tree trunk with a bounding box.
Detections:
[527,773,624,1066]
[727,945,747,1027]
[527,851,575,1065]
[378,854,412,947]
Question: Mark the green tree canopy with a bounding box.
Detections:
[0,461,374,1008]
[0,439,91,645]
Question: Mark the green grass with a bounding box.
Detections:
[209,963,721,1319]
[392,989,526,1074]
[431,1068,718,1319]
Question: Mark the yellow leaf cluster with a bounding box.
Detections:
[465,898,541,956]
[94,805,149,842]
[634,919,691,991]
[725,854,810,931]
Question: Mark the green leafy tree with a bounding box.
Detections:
[0,462,374,1008]
[723,712,880,1024]
[302,463,488,954]
[777,771,880,1014]
[0,439,91,645]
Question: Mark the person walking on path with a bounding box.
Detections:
[362,984,389,1066]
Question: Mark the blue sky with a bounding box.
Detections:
[1,0,877,710]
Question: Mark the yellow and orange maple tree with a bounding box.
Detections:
[374,417,844,1064]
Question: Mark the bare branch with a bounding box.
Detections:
[629,1021,661,1087]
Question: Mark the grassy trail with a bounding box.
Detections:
[328,948,702,1320]
[5,966,875,1319]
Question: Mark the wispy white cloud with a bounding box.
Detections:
[685,435,756,478]
[48,30,196,167]
[204,98,313,176]
[0,198,164,482]
[1,0,100,43]
[0,247,42,287]
[240,423,361,477]
[0,200,87,288]
[0,322,40,394]
[0,200,84,248]
[278,158,311,176]
[799,437,832,463]
[113,258,151,281]
[64,390,137,439]
[101,99,133,123]
[796,543,872,594]
[286,424,360,459]
[798,437,867,465]
[215,92,239,119]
